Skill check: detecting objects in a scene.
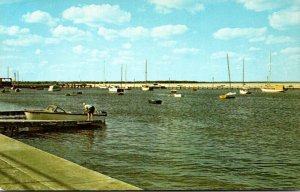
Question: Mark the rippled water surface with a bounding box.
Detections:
[1,88,299,190]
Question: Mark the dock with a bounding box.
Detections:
[0,110,106,136]
[0,134,141,190]
[0,119,106,136]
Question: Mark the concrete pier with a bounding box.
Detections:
[0,134,141,190]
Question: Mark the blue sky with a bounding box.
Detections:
[0,0,299,82]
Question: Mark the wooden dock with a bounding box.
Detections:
[0,110,106,136]
[0,119,105,136]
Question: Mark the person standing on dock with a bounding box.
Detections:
[83,103,95,121]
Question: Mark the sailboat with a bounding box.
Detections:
[261,52,286,93]
[239,58,251,95]
[108,65,125,94]
[219,53,236,99]
[99,60,108,89]
[141,59,153,91]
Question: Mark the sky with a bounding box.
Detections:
[0,0,299,82]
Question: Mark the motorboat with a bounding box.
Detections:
[25,105,107,121]
[219,92,236,99]
[169,89,182,97]
[141,85,154,91]
[48,85,61,92]
[148,99,162,104]
[239,87,251,95]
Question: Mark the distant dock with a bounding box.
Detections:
[0,134,141,190]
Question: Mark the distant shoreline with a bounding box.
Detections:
[9,81,300,89]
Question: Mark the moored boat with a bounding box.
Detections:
[219,53,236,99]
[169,89,182,97]
[219,92,236,99]
[261,52,286,93]
[48,85,61,92]
[25,105,107,121]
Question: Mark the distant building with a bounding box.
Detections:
[0,78,13,88]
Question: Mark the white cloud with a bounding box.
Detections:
[97,27,119,40]
[98,25,188,40]
[22,10,58,26]
[3,35,43,46]
[120,26,149,39]
[158,40,177,47]
[269,8,300,29]
[173,48,200,54]
[0,25,29,36]
[122,43,132,49]
[280,47,300,59]
[151,24,188,38]
[237,0,283,12]
[211,51,237,60]
[213,27,266,41]
[63,4,131,26]
[149,0,204,14]
[35,49,41,55]
[265,35,293,44]
[72,45,85,54]
[249,47,261,51]
[51,25,91,41]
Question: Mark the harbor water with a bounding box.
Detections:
[1,88,299,190]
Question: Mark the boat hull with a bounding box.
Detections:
[239,89,251,95]
[261,88,284,93]
[25,111,106,121]
[219,92,236,99]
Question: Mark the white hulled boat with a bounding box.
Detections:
[141,59,153,91]
[239,58,251,95]
[25,105,107,121]
[48,85,61,91]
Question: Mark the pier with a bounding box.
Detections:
[0,110,106,136]
[0,134,141,190]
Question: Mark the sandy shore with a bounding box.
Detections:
[92,82,300,89]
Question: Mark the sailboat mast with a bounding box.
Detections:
[145,59,148,85]
[121,64,123,88]
[242,58,245,86]
[268,52,272,84]
[227,53,231,89]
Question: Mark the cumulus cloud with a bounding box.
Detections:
[151,25,188,38]
[120,26,149,39]
[51,25,91,41]
[213,27,266,41]
[63,4,131,26]
[98,24,188,40]
[22,10,58,26]
[249,47,261,51]
[265,35,293,44]
[173,48,200,54]
[237,0,283,12]
[0,25,29,36]
[280,47,300,59]
[97,27,119,40]
[149,0,204,14]
[3,34,43,46]
[269,8,300,29]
